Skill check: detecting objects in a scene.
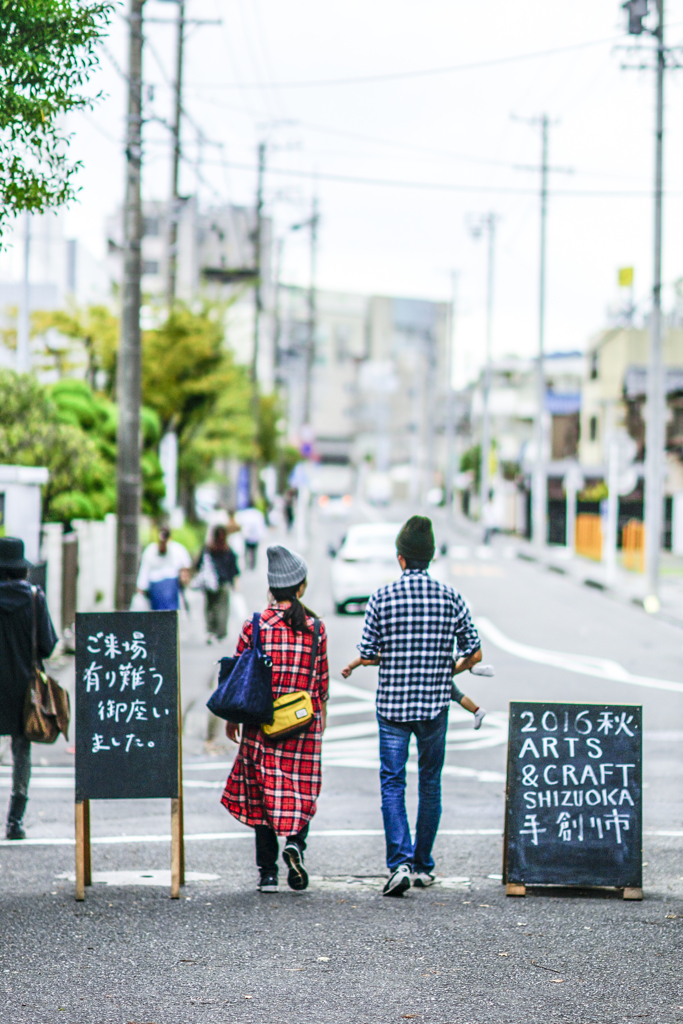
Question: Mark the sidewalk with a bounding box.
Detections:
[441,508,683,629]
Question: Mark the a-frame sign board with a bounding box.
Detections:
[74,611,185,899]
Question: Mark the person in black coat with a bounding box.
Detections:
[0,538,58,839]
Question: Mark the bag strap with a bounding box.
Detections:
[306,619,321,689]
[30,585,38,671]
[252,612,262,651]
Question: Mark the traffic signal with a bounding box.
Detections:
[622,0,649,35]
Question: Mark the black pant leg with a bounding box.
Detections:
[254,825,279,872]
[287,822,309,853]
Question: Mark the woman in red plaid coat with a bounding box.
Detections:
[222,545,329,893]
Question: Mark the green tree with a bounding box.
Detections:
[49,377,165,516]
[460,445,481,489]
[33,304,118,387]
[141,303,254,512]
[0,370,112,521]
[0,0,111,236]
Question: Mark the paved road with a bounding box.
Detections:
[1,508,682,1022]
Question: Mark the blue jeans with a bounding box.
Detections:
[377,707,449,873]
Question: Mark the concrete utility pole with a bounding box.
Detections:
[166,0,185,306]
[251,141,266,403]
[644,0,666,604]
[444,271,459,514]
[16,212,31,374]
[116,0,144,611]
[303,195,319,427]
[468,213,498,515]
[515,114,570,546]
[533,114,550,550]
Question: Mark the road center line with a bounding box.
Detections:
[477,616,683,694]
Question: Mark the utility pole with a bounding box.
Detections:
[644,0,666,605]
[16,212,31,373]
[251,141,266,405]
[303,195,319,427]
[116,0,144,611]
[533,114,550,550]
[444,271,459,515]
[515,113,565,547]
[166,0,185,306]
[468,213,498,516]
[620,0,672,606]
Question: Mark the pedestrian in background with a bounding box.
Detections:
[196,524,239,643]
[136,527,191,610]
[236,502,267,570]
[343,515,482,896]
[0,538,57,840]
[222,545,329,893]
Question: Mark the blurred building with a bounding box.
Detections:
[105,198,276,389]
[0,211,110,371]
[457,352,584,536]
[579,327,683,549]
[277,287,453,499]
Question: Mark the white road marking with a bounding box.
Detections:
[327,701,379,717]
[55,870,219,886]
[1,827,679,848]
[329,678,375,701]
[477,616,683,694]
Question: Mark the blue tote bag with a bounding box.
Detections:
[207,614,274,725]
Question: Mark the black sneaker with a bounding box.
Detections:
[382,863,411,897]
[5,820,25,841]
[257,872,278,893]
[283,842,309,891]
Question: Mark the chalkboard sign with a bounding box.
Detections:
[75,611,180,801]
[504,702,642,890]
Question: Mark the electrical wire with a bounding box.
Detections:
[192,157,683,199]
[186,33,627,90]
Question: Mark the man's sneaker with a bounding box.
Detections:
[412,872,435,888]
[382,863,411,897]
[473,707,487,730]
[257,872,278,893]
[283,842,309,891]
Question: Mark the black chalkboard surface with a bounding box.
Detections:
[504,702,642,889]
[75,612,180,801]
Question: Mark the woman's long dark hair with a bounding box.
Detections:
[270,581,312,634]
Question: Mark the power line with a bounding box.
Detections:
[186,33,625,89]
[193,156,683,198]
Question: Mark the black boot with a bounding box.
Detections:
[6,794,27,840]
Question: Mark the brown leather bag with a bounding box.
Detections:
[23,587,70,744]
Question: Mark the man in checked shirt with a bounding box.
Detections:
[341,516,484,897]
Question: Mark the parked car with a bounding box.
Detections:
[330,522,402,614]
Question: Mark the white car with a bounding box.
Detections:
[330,522,403,614]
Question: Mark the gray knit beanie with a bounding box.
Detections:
[267,545,308,589]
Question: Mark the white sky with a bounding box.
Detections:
[31,1,683,381]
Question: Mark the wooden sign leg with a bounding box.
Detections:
[506,883,526,897]
[171,797,182,899]
[178,789,185,887]
[75,800,91,901]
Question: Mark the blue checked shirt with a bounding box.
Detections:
[357,569,481,722]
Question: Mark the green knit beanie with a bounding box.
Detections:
[396,515,435,563]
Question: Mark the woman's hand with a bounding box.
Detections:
[321,702,327,734]
[340,663,354,679]
[225,721,241,743]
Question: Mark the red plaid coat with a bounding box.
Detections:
[221,605,329,836]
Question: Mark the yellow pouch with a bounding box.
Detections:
[262,690,314,740]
